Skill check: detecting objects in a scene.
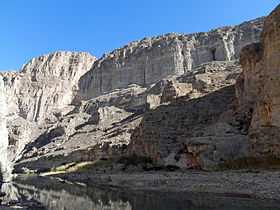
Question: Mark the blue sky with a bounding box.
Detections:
[0,0,279,70]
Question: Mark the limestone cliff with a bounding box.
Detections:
[79,18,264,99]
[238,5,280,157]
[128,62,246,170]
[0,16,269,176]
[2,51,96,123]
[14,61,244,173]
[0,52,96,179]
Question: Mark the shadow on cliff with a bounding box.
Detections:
[18,126,66,160]
[128,84,254,170]
[131,85,244,141]
[14,85,245,173]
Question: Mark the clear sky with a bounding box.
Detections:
[0,0,279,70]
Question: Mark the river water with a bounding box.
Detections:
[1,176,280,210]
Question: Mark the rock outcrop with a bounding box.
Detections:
[14,61,244,172]
[238,5,280,157]
[130,2,280,168]
[0,52,96,179]
[0,76,11,181]
[2,51,96,123]
[79,18,264,99]
[128,62,246,170]
[0,15,269,177]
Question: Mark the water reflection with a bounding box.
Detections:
[1,176,280,210]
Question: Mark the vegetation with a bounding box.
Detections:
[218,156,280,170]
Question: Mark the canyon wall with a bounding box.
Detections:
[128,62,246,169]
[79,18,264,99]
[238,5,280,157]
[2,51,96,123]
[0,15,270,176]
[0,52,96,179]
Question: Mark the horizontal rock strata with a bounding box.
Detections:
[0,15,274,176]
[79,18,264,99]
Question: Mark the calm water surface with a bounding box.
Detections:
[1,176,280,210]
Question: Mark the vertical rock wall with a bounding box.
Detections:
[0,76,11,181]
[0,51,96,177]
[238,5,280,157]
[3,51,96,123]
[0,15,269,175]
[79,18,264,99]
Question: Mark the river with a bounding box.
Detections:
[0,176,280,210]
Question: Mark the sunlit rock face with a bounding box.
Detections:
[14,61,246,173]
[0,75,11,182]
[0,16,268,175]
[238,5,280,157]
[2,51,96,123]
[79,17,264,99]
[0,51,96,176]
[127,61,249,170]
[10,17,265,173]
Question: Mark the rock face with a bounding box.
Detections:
[2,51,96,123]
[0,76,11,181]
[13,85,145,173]
[14,61,245,172]
[238,5,280,157]
[78,18,264,99]
[128,62,247,169]
[0,16,269,176]
[0,52,96,179]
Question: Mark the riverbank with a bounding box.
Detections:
[53,170,280,200]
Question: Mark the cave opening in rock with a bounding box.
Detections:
[211,48,217,61]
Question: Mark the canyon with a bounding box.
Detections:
[1,4,280,188]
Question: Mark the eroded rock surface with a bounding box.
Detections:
[13,60,244,172]
[237,5,280,157]
[0,52,96,177]
[79,18,264,99]
[2,51,96,123]
[128,66,246,170]
[0,75,11,181]
[0,16,270,176]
